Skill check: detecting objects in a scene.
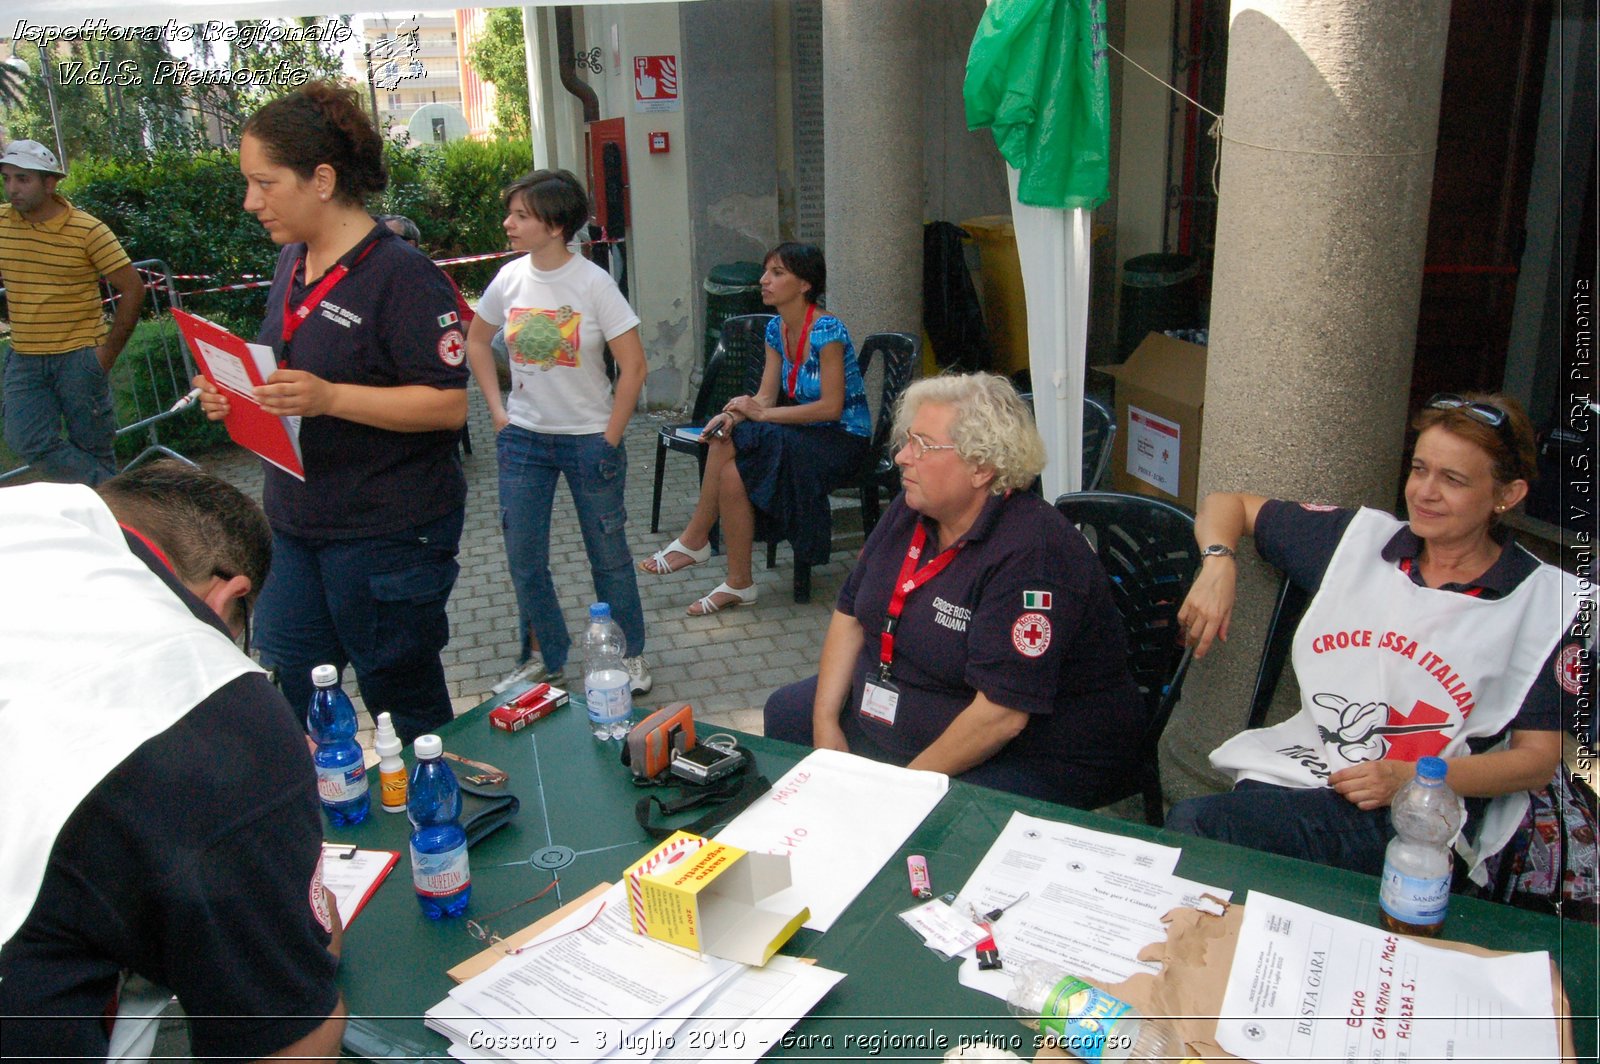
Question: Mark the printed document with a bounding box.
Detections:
[427,884,738,1062]
[714,749,948,931]
[954,811,1228,997]
[1217,892,1558,1063]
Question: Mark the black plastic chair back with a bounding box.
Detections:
[1082,395,1116,490]
[1015,392,1120,493]
[689,345,741,422]
[1054,491,1200,823]
[855,332,918,519]
[1247,574,1311,729]
[723,313,774,395]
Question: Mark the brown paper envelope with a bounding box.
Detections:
[447,880,613,983]
[1035,901,1576,1063]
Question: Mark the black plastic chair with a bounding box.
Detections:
[764,331,918,602]
[1054,491,1201,824]
[649,314,774,535]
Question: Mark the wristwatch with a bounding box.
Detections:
[1200,544,1236,560]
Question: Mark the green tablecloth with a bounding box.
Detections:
[327,696,1597,1061]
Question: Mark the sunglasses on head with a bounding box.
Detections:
[1425,393,1515,450]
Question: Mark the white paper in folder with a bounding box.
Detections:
[714,749,948,931]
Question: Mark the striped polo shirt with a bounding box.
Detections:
[0,196,131,355]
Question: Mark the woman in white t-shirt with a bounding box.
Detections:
[466,170,651,695]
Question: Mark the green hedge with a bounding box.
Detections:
[61,137,534,323]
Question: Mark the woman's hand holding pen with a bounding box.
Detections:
[192,374,230,421]
[723,394,765,423]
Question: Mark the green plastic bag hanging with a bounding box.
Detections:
[964,0,1111,210]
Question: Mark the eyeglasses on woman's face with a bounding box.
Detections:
[895,431,959,461]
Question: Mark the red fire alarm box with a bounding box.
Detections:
[648,131,669,154]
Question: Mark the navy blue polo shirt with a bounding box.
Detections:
[255,225,468,539]
[838,491,1145,780]
[1254,500,1583,736]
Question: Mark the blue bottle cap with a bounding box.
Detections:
[589,602,612,621]
[1416,756,1447,780]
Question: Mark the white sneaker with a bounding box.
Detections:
[491,657,563,694]
[625,655,653,696]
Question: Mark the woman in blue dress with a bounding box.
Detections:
[640,243,870,615]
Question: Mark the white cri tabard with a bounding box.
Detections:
[1210,508,1579,872]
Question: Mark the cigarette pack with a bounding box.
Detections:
[488,683,568,732]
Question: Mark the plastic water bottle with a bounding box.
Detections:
[407,733,471,919]
[374,711,407,814]
[306,664,369,826]
[1380,756,1462,937]
[1006,962,1190,1063]
[582,602,632,740]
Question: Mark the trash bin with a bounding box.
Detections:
[703,262,766,364]
[960,215,1029,376]
[1115,252,1201,363]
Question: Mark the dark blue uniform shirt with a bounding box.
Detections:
[256,224,468,539]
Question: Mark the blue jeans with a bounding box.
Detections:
[2,345,117,484]
[253,508,463,743]
[497,425,645,671]
[1164,779,1396,875]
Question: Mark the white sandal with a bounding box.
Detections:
[640,537,712,575]
[687,581,758,616]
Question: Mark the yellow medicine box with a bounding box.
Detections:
[625,831,809,966]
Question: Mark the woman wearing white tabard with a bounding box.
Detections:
[1165,393,1583,879]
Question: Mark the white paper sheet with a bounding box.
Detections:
[427,884,738,1063]
[656,956,847,1063]
[713,749,948,931]
[1217,892,1558,1064]
[953,812,1228,997]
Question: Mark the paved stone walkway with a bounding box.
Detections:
[200,387,862,740]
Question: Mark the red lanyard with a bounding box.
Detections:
[878,522,964,676]
[782,305,818,400]
[280,240,379,348]
[119,522,175,576]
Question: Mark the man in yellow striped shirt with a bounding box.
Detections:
[2,140,143,484]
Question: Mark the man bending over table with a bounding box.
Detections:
[0,461,344,1061]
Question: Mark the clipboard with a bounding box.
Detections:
[172,308,305,480]
[319,844,400,929]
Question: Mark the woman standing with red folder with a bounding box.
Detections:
[639,243,870,615]
[194,82,468,742]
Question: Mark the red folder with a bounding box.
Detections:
[172,309,305,480]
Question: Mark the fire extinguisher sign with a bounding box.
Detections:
[633,55,680,113]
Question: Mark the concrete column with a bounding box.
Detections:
[821,0,923,336]
[1160,1,1453,800]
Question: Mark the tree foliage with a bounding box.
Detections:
[1,20,350,159]
[469,8,531,140]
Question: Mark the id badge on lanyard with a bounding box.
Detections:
[861,522,962,728]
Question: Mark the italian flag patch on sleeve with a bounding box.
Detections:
[1023,590,1052,610]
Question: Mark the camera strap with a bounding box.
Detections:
[633,747,770,840]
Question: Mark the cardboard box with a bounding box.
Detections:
[1100,332,1208,508]
[625,831,809,966]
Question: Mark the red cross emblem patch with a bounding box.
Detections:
[1012,612,1051,657]
[1555,644,1586,697]
[438,328,466,366]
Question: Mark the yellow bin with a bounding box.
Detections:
[960,215,1028,376]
